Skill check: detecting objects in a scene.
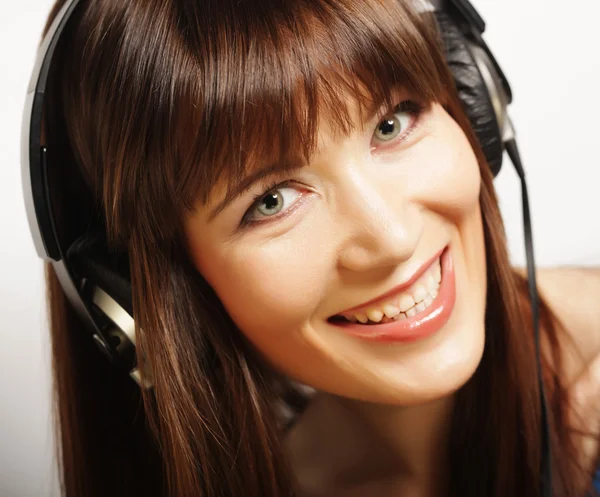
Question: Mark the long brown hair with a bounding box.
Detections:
[41,0,585,496]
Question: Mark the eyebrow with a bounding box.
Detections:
[207,159,305,222]
[206,93,403,222]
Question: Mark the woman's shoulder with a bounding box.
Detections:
[533,266,600,381]
[534,267,600,485]
[529,267,600,483]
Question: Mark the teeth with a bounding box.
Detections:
[341,254,444,325]
[366,309,384,323]
[356,313,369,324]
[412,284,428,304]
[398,294,415,312]
[426,274,437,293]
[383,304,400,319]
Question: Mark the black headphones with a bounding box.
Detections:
[21,0,551,494]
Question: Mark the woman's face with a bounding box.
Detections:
[184,94,487,406]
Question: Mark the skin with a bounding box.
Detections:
[184,96,486,494]
[534,267,600,488]
[184,95,600,495]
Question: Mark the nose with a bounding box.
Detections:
[335,174,422,274]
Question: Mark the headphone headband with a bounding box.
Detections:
[430,0,485,32]
[22,0,81,262]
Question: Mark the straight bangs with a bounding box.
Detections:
[168,0,449,213]
[59,0,449,245]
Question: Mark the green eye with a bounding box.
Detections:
[374,110,412,142]
[256,190,284,216]
[243,183,304,226]
[371,100,424,146]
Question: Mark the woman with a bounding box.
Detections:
[37,0,600,496]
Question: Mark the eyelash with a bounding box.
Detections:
[240,180,299,228]
[240,99,426,229]
[372,99,425,149]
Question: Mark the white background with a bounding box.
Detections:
[1,1,599,495]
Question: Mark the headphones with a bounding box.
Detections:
[21,0,551,494]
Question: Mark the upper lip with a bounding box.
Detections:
[333,247,446,316]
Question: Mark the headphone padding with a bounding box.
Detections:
[435,11,504,176]
[67,231,134,316]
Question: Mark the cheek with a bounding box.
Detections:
[425,120,487,305]
[408,120,482,220]
[192,232,330,337]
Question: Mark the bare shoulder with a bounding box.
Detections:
[531,268,600,481]
[526,267,600,381]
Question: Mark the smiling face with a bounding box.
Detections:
[183,96,487,407]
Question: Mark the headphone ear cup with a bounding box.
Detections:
[435,11,504,177]
[66,231,152,387]
[66,231,133,317]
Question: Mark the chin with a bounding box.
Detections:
[326,316,486,408]
[386,320,486,406]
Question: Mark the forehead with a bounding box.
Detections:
[169,0,446,221]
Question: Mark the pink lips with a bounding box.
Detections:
[329,247,456,343]
[336,247,446,316]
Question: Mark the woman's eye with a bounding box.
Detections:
[372,100,423,146]
[243,184,303,225]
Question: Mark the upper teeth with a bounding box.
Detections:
[341,257,442,324]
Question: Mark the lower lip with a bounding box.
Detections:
[329,247,456,343]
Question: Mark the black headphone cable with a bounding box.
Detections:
[505,137,553,497]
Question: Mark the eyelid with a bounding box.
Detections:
[376,98,423,120]
[240,180,304,228]
[251,179,292,205]
[371,100,426,150]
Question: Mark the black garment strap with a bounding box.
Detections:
[505,138,553,497]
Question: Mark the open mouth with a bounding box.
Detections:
[329,252,443,326]
[327,247,455,343]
